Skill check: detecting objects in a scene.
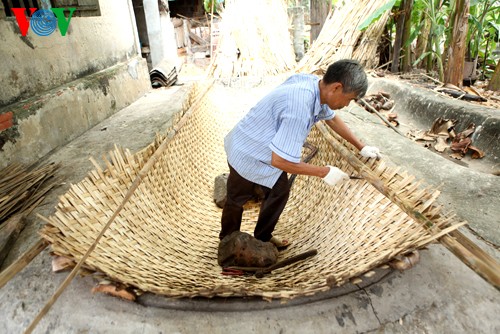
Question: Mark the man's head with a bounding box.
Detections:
[319,59,368,110]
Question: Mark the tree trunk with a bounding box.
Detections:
[310,0,331,44]
[391,1,407,73]
[444,0,470,86]
[291,6,305,62]
[488,59,500,91]
[415,8,431,67]
[401,0,414,72]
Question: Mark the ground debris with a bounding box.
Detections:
[359,91,399,127]
[388,251,420,271]
[407,118,485,160]
[92,283,136,301]
[51,255,75,273]
[450,124,485,160]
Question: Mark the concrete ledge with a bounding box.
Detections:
[0,57,150,170]
[368,78,500,164]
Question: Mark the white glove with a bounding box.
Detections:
[360,146,381,159]
[322,166,349,187]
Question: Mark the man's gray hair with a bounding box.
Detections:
[323,59,368,98]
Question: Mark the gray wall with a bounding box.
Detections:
[0,0,142,107]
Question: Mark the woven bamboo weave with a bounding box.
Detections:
[40,82,464,300]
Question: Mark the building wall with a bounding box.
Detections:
[0,0,152,169]
[0,1,143,107]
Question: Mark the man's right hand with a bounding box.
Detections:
[322,166,349,186]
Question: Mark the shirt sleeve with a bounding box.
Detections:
[318,104,335,121]
[269,114,310,163]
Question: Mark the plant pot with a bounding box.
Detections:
[463,60,478,79]
[463,60,478,86]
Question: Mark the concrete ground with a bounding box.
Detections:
[0,74,499,334]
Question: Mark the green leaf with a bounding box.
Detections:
[357,0,397,31]
[413,51,432,66]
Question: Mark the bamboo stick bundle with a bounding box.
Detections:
[208,0,296,78]
[0,162,59,225]
[296,0,390,74]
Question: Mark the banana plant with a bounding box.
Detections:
[412,0,450,81]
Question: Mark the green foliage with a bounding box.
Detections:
[357,0,397,31]
[467,0,499,62]
[204,0,224,14]
[343,0,499,78]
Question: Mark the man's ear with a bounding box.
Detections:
[329,82,343,93]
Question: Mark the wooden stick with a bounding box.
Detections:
[23,81,214,334]
[358,98,405,137]
[316,122,500,290]
[0,238,48,289]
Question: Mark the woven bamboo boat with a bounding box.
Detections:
[39,80,466,300]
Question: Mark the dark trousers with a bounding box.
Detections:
[219,164,290,242]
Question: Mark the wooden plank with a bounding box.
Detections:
[310,0,331,43]
[189,31,207,46]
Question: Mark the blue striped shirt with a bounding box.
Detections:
[225,74,335,188]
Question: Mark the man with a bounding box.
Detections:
[220,59,381,248]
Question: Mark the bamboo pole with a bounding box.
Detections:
[209,0,215,58]
[0,238,48,289]
[24,81,214,334]
[441,231,500,289]
[316,122,500,289]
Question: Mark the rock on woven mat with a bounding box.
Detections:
[213,173,229,208]
[218,231,278,268]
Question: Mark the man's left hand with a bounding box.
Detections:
[360,146,381,160]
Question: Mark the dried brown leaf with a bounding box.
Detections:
[469,145,485,159]
[379,91,391,99]
[451,137,472,154]
[443,83,463,92]
[51,256,75,273]
[388,113,398,121]
[381,100,395,110]
[464,86,485,99]
[429,117,457,138]
[450,152,464,160]
[434,137,449,152]
[92,284,136,301]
